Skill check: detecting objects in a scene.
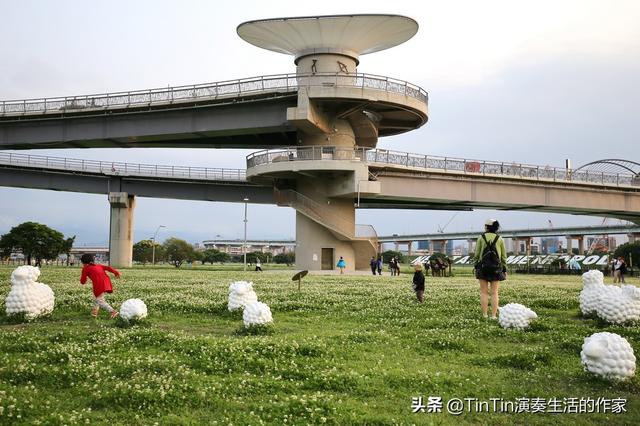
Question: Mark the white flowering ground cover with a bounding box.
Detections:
[0,266,638,425]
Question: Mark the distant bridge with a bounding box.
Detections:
[378,224,640,242]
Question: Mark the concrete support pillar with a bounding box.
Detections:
[629,233,640,244]
[108,192,135,268]
[565,236,573,254]
[407,241,413,256]
[394,241,399,252]
[295,211,356,271]
[577,236,585,254]
[467,239,475,256]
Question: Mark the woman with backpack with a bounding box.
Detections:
[473,219,507,319]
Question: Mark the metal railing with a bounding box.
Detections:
[0,151,247,182]
[246,146,640,189]
[0,72,428,117]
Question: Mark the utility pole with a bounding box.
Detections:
[243,198,249,271]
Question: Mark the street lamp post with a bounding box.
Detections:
[152,225,166,266]
[243,198,249,271]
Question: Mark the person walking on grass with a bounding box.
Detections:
[412,263,426,303]
[255,258,263,272]
[80,253,120,319]
[370,256,377,275]
[376,257,383,275]
[614,256,627,283]
[336,256,346,274]
[473,219,507,320]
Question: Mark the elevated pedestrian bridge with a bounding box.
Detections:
[0,72,427,150]
[0,151,273,203]
[246,146,640,223]
[2,147,638,222]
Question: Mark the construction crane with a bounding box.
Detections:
[437,213,459,233]
[587,218,610,254]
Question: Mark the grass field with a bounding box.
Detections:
[0,266,638,425]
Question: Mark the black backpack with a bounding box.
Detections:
[479,234,502,275]
[620,262,628,274]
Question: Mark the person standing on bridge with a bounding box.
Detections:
[80,253,120,319]
[473,219,507,319]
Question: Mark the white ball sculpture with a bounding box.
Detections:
[498,303,538,330]
[228,281,258,312]
[119,298,148,321]
[242,301,273,327]
[5,265,54,320]
[579,270,605,316]
[581,332,636,380]
[596,285,640,325]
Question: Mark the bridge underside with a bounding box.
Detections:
[0,98,298,150]
[0,167,274,203]
[365,173,640,224]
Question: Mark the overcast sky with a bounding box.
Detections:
[1,0,639,245]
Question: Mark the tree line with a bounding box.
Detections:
[134,238,294,267]
[0,222,295,268]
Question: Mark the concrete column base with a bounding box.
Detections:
[109,192,135,268]
[295,212,355,271]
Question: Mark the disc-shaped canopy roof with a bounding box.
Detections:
[237,14,418,64]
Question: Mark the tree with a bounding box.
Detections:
[381,250,403,263]
[61,236,76,266]
[246,251,272,263]
[133,239,163,265]
[201,249,231,264]
[274,252,295,265]
[0,222,67,266]
[614,241,640,269]
[162,237,197,268]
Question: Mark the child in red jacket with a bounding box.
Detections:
[80,253,120,318]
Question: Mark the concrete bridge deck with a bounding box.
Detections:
[0,72,427,150]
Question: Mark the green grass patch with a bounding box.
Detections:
[0,266,638,424]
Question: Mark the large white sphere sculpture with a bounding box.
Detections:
[596,285,640,325]
[498,303,538,330]
[579,270,605,316]
[119,298,148,321]
[581,332,636,380]
[243,301,273,327]
[5,265,54,320]
[228,281,258,312]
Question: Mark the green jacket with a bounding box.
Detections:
[473,232,507,270]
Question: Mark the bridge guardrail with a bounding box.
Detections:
[246,146,639,189]
[0,72,427,117]
[0,152,247,182]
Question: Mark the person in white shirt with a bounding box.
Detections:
[613,256,626,283]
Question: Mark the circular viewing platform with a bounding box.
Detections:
[237,14,419,64]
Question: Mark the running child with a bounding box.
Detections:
[80,253,120,318]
